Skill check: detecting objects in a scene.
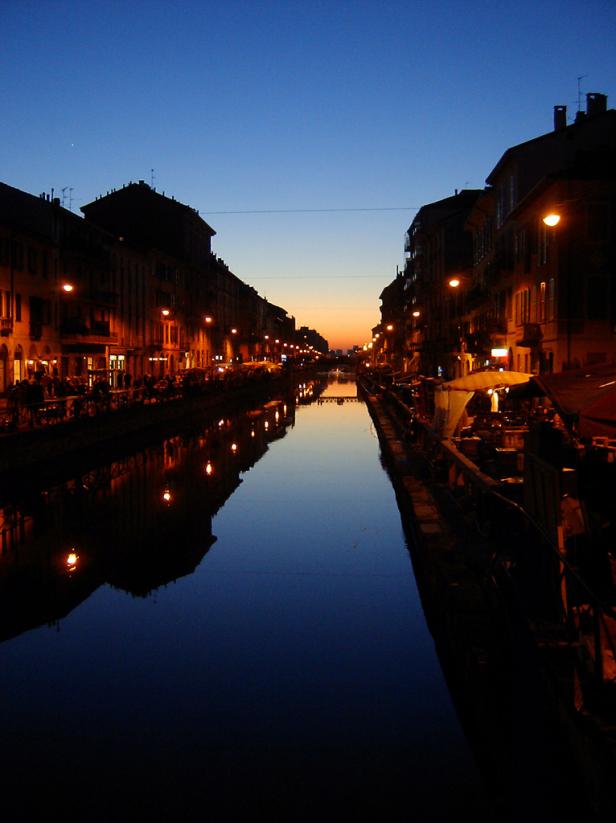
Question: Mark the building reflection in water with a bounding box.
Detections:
[0,381,326,645]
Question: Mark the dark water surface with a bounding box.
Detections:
[0,378,489,819]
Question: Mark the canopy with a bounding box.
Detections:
[443,370,532,392]
[433,370,532,438]
[532,364,616,439]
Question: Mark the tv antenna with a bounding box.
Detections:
[150,168,155,188]
[577,75,587,112]
[61,187,74,211]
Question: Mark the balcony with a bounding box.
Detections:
[0,318,13,336]
[518,323,543,347]
[464,331,491,354]
[61,318,117,345]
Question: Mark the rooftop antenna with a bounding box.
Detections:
[577,75,587,112]
[61,186,74,210]
[150,168,155,188]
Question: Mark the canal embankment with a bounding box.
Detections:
[0,373,297,482]
[359,379,611,821]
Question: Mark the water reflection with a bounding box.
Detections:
[0,383,327,644]
[0,374,489,820]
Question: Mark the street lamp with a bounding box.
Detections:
[61,282,74,293]
[448,278,461,289]
[542,212,561,227]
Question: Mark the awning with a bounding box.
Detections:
[433,369,532,437]
[532,364,616,438]
[443,370,532,392]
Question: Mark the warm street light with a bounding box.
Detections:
[66,550,79,572]
[204,315,213,324]
[161,308,170,317]
[412,310,421,318]
[62,283,74,293]
[542,212,561,227]
[231,327,238,334]
[448,278,461,288]
[386,324,394,331]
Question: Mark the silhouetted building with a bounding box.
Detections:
[467,92,616,373]
[403,189,482,378]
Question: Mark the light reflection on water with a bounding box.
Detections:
[0,377,488,819]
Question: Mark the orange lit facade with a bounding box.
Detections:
[383,92,616,379]
[0,180,327,393]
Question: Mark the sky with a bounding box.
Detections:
[2,1,616,350]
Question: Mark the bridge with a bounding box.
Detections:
[317,396,361,404]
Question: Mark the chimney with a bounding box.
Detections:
[586,92,607,117]
[553,105,567,131]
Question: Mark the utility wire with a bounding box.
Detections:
[202,206,418,215]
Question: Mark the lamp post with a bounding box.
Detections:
[447,277,465,377]
[542,210,567,367]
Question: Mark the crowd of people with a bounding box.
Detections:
[1,364,282,432]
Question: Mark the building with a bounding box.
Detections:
[0,182,116,390]
[468,92,616,373]
[403,189,482,378]
[0,179,326,393]
[389,92,616,380]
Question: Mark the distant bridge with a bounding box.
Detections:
[317,396,361,404]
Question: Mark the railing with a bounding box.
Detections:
[361,372,616,706]
[424,424,616,705]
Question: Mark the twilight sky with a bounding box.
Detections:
[3,1,616,350]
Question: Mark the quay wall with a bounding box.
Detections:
[359,380,613,820]
[0,378,287,480]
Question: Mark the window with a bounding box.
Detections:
[27,246,37,274]
[547,278,556,321]
[515,288,531,325]
[531,284,538,322]
[13,242,24,271]
[539,281,546,322]
[15,293,22,321]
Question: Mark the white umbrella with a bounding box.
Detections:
[443,370,532,392]
[434,370,531,437]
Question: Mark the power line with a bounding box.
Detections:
[248,274,384,280]
[202,206,418,215]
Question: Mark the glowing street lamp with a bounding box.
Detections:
[412,310,421,318]
[66,550,79,573]
[161,308,170,317]
[542,212,561,227]
[61,282,74,293]
[204,315,213,324]
[448,278,461,289]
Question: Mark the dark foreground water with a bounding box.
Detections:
[0,378,489,820]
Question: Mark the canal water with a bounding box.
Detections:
[0,377,489,820]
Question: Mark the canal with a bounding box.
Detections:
[0,376,489,820]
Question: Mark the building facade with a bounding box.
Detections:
[382,92,616,379]
[0,180,326,393]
